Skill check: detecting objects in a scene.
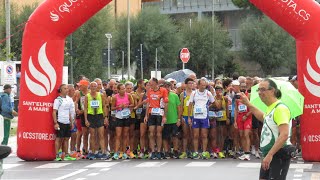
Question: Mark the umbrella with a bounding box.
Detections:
[164,69,195,83]
[250,78,304,119]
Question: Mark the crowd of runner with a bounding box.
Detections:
[53,73,300,161]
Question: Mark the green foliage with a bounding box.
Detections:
[231,0,262,16]
[239,16,296,76]
[179,17,233,77]
[114,7,182,79]
[65,7,114,81]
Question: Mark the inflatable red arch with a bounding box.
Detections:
[18,0,320,161]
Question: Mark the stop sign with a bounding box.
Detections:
[180,48,190,63]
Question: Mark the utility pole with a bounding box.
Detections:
[5,0,10,61]
[127,0,131,80]
[140,44,143,79]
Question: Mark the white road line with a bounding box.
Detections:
[74,178,86,180]
[85,162,119,168]
[295,169,304,173]
[123,160,130,162]
[237,163,260,168]
[3,164,23,169]
[53,169,88,180]
[294,174,302,177]
[100,168,111,172]
[87,173,99,176]
[35,163,71,169]
[135,162,168,167]
[185,162,215,167]
[292,179,301,180]
[297,161,304,164]
[289,164,313,169]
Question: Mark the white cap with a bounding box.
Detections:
[176,82,182,88]
[232,80,240,86]
[167,78,174,82]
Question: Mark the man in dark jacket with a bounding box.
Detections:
[1,84,18,145]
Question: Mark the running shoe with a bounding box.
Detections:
[119,152,123,159]
[179,152,187,159]
[150,152,157,160]
[64,154,77,161]
[238,154,250,161]
[55,156,62,161]
[211,152,218,159]
[192,152,200,159]
[138,152,144,159]
[218,152,225,159]
[228,150,235,159]
[95,153,103,160]
[156,152,162,160]
[127,150,135,159]
[164,152,171,159]
[202,151,210,160]
[86,153,94,160]
[144,152,150,159]
[255,151,261,159]
[172,151,179,159]
[251,147,256,155]
[122,153,128,160]
[88,153,96,160]
[112,152,119,160]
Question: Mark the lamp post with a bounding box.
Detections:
[105,33,112,79]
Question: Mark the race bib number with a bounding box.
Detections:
[238,105,247,112]
[228,105,232,111]
[216,111,223,118]
[195,107,204,114]
[151,108,161,116]
[90,100,100,108]
[121,108,130,118]
[136,108,143,114]
[111,110,116,117]
[208,111,216,118]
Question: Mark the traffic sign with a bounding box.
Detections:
[180,48,190,63]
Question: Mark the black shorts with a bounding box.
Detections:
[148,115,162,126]
[135,118,140,130]
[130,117,136,125]
[116,118,131,127]
[87,114,104,128]
[163,124,178,140]
[56,122,71,138]
[252,116,263,129]
[108,116,117,131]
[259,155,291,180]
[80,115,86,127]
[216,121,227,127]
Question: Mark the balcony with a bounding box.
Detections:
[143,0,240,14]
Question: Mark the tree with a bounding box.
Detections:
[65,7,114,81]
[179,17,233,77]
[114,7,182,79]
[231,0,262,16]
[239,16,296,76]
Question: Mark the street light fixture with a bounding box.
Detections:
[105,33,112,79]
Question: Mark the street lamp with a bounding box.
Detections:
[105,33,112,79]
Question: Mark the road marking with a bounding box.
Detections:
[35,163,71,169]
[294,174,302,177]
[123,160,130,162]
[297,161,304,164]
[135,162,168,167]
[295,169,304,173]
[289,164,313,169]
[185,162,215,167]
[3,164,23,169]
[85,162,119,168]
[292,179,301,180]
[311,173,320,180]
[74,178,86,180]
[237,163,260,168]
[53,169,88,180]
[87,173,99,176]
[100,168,111,172]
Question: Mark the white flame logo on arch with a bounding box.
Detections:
[25,43,57,96]
[304,46,320,98]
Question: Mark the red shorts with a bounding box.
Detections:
[76,118,82,132]
[236,115,252,130]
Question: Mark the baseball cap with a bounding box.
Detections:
[78,80,89,86]
[232,80,240,86]
[3,84,12,90]
[215,85,223,90]
[291,75,297,81]
[176,83,182,88]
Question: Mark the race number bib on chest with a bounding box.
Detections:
[238,104,247,112]
[151,108,164,116]
[195,107,204,114]
[111,110,116,117]
[228,105,232,111]
[90,100,100,108]
[208,111,216,118]
[136,108,143,114]
[216,111,223,118]
[121,108,130,118]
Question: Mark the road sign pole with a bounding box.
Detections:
[182,62,185,70]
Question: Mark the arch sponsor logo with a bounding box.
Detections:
[49,0,80,22]
[304,134,320,143]
[275,0,311,21]
[304,46,320,97]
[24,43,57,97]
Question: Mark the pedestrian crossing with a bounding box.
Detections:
[2,161,314,170]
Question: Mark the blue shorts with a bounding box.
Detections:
[183,116,193,126]
[70,122,77,133]
[192,118,210,129]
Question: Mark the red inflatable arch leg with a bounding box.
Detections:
[250,0,320,161]
[18,0,111,161]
